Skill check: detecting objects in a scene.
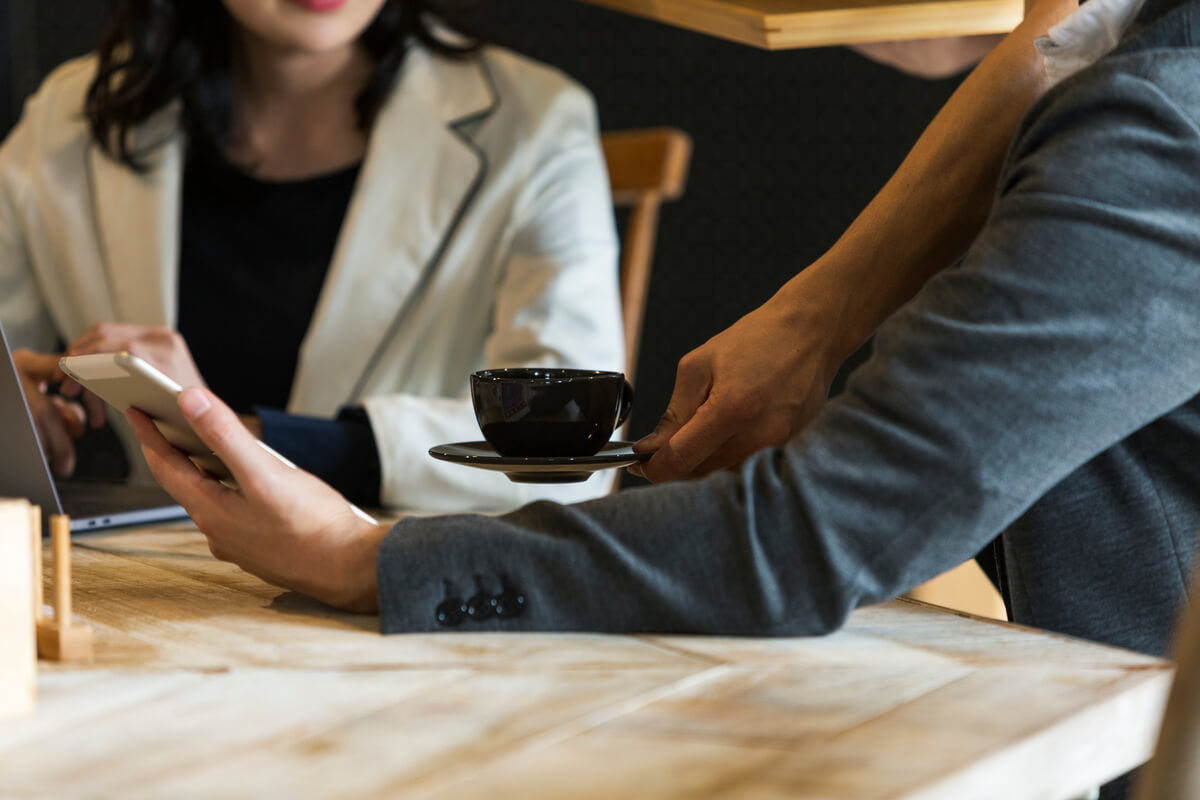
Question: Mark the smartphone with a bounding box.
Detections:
[59,352,233,480]
[58,352,379,525]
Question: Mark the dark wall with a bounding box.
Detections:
[0,1,10,134]
[12,0,110,99]
[3,0,111,133]
[480,1,963,457]
[8,0,964,463]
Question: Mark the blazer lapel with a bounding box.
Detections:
[290,48,498,416]
[88,108,183,329]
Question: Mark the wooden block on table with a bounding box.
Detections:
[35,620,93,663]
[36,514,93,663]
[0,498,36,719]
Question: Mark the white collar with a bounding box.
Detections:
[1036,0,1148,86]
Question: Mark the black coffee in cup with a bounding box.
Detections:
[470,368,634,457]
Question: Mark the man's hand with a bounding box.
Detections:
[13,349,93,476]
[633,0,1077,485]
[64,322,207,391]
[850,35,1005,80]
[631,274,849,483]
[126,386,389,612]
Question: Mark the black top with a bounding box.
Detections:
[177,158,381,506]
[178,158,359,411]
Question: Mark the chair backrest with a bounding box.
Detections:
[1133,563,1200,798]
[601,128,692,381]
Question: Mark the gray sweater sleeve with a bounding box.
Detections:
[377,62,1200,635]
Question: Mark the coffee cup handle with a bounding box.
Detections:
[617,380,634,428]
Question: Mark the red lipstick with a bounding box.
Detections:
[287,0,348,11]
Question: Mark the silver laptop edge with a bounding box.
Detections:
[0,321,186,533]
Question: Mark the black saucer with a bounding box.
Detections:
[428,441,650,483]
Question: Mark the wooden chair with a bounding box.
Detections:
[601,128,693,381]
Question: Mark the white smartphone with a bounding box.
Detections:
[58,352,379,525]
[59,352,233,480]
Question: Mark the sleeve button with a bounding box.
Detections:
[494,590,526,618]
[466,592,497,621]
[436,598,466,627]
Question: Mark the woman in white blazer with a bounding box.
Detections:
[0,0,624,511]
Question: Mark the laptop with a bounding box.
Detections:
[0,321,188,533]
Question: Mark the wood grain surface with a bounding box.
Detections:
[0,524,1172,799]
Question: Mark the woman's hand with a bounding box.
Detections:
[61,322,207,429]
[631,269,850,484]
[65,322,207,388]
[13,349,94,476]
[126,386,389,612]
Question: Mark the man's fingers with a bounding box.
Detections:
[635,431,741,483]
[638,400,734,482]
[177,387,278,492]
[668,410,799,479]
[686,436,770,479]
[634,355,713,453]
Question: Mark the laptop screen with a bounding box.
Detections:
[0,320,67,520]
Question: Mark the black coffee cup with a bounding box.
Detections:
[470,368,634,457]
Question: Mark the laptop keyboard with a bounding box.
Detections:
[61,496,130,517]
[57,480,178,517]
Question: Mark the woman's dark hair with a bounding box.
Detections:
[85,1,480,169]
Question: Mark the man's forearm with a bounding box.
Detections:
[378,67,1200,637]
[784,0,1077,362]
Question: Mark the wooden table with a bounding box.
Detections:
[577,0,1024,50]
[0,526,1172,799]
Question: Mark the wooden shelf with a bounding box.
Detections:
[578,0,1024,49]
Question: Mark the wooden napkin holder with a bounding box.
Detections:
[1,500,93,719]
[1,499,36,719]
[33,510,93,663]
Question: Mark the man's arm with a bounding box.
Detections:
[851,34,1005,79]
[376,66,1200,634]
[124,61,1200,637]
[634,0,1077,482]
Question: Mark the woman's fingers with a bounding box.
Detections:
[13,349,66,385]
[56,381,106,427]
[67,323,206,390]
[176,387,280,494]
[69,336,135,358]
[59,378,82,398]
[15,350,77,475]
[34,401,75,476]
[126,407,226,506]
[81,390,108,428]
[50,396,87,439]
[67,322,147,355]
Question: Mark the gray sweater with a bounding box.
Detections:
[378,0,1200,662]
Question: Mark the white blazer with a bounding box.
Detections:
[0,45,624,511]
